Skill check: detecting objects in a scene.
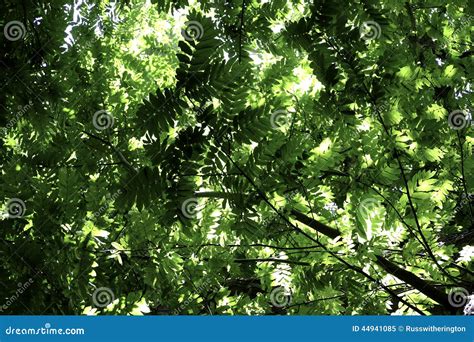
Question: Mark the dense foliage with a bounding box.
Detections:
[0,0,473,315]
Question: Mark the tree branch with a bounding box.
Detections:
[238,0,247,62]
[82,131,137,173]
[290,208,453,311]
[234,258,310,266]
[211,136,427,315]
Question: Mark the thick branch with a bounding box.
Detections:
[290,209,453,311]
[323,36,457,285]
[290,209,340,239]
[234,258,310,266]
[211,137,426,315]
[194,191,236,199]
[194,186,453,309]
[375,256,452,309]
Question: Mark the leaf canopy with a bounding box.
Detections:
[0,0,472,315]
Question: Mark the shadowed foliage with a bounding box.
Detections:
[0,0,472,315]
